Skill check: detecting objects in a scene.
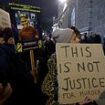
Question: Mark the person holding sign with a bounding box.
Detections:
[42,27,98,105]
[0,27,39,105]
[42,28,77,105]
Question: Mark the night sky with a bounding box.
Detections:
[38,0,58,21]
[38,0,58,32]
[0,0,58,31]
[0,0,58,25]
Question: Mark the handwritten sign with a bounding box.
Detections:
[0,9,11,29]
[56,43,105,104]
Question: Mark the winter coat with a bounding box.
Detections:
[0,44,39,105]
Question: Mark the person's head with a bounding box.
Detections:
[70,26,81,43]
[52,28,80,43]
[3,27,15,44]
[93,33,101,43]
[20,14,29,28]
[70,26,80,36]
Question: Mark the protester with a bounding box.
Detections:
[42,27,98,105]
[18,25,47,105]
[0,27,39,105]
[44,35,55,60]
[42,28,79,105]
[70,26,81,42]
[0,28,13,105]
[88,33,101,43]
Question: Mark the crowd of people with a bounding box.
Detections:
[0,27,43,105]
[42,27,101,105]
[0,26,105,105]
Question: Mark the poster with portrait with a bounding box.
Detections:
[9,3,41,52]
[56,43,105,104]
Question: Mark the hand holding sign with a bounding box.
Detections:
[79,96,94,105]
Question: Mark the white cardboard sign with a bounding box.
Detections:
[56,43,105,104]
[0,8,11,29]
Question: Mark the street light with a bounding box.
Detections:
[58,0,67,3]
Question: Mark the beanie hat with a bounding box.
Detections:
[52,28,73,43]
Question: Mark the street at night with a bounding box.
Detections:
[0,0,105,105]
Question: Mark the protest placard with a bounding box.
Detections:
[9,3,40,52]
[56,43,105,104]
[0,9,11,29]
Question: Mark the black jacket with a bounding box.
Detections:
[0,44,39,105]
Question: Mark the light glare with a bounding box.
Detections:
[59,0,67,3]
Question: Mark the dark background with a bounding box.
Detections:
[0,0,58,32]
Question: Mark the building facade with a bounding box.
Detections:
[55,0,105,39]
